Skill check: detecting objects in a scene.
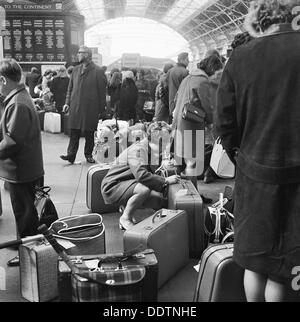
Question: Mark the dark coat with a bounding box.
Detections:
[101,139,165,204]
[217,27,300,184]
[216,26,300,280]
[65,62,107,131]
[154,73,169,122]
[0,85,44,183]
[167,63,189,115]
[117,78,138,121]
[25,71,41,98]
[50,76,70,112]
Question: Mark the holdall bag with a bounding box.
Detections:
[44,112,61,133]
[35,186,58,228]
[19,240,58,302]
[204,193,234,245]
[210,138,235,178]
[58,249,158,302]
[193,243,246,302]
[168,179,205,258]
[49,214,106,255]
[72,262,146,302]
[123,209,189,288]
[86,164,119,214]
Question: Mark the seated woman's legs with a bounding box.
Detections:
[120,186,167,230]
[142,190,167,210]
[120,183,151,230]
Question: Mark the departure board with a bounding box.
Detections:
[3,16,66,62]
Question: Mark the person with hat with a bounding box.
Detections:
[60,45,107,164]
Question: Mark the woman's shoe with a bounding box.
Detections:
[119,217,135,231]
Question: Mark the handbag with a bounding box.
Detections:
[143,101,155,113]
[35,186,58,228]
[210,138,235,178]
[49,214,106,255]
[182,78,206,124]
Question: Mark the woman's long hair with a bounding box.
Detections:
[197,54,224,77]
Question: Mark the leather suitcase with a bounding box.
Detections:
[193,243,246,302]
[58,249,158,302]
[123,209,189,288]
[19,241,59,302]
[86,164,119,214]
[168,179,205,258]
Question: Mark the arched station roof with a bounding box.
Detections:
[62,0,251,54]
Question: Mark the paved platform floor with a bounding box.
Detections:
[0,132,234,302]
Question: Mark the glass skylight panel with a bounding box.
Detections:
[125,0,151,16]
[75,0,106,26]
[162,0,210,27]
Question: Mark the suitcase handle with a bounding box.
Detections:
[152,209,167,223]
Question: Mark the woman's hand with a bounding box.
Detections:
[166,175,181,185]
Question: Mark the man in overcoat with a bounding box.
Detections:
[60,46,107,164]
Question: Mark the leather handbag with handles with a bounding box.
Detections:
[49,214,105,255]
[182,77,206,124]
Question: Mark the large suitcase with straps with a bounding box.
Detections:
[168,179,204,258]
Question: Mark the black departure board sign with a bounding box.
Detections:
[3,16,66,62]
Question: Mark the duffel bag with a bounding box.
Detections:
[49,214,105,255]
[71,260,146,302]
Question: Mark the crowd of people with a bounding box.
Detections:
[0,0,300,302]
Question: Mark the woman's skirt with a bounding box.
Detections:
[233,167,300,283]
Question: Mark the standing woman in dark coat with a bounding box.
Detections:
[172,54,222,184]
[107,69,122,114]
[154,63,173,123]
[117,71,138,123]
[217,0,300,302]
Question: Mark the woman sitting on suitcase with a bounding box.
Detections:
[101,121,180,231]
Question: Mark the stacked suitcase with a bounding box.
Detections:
[168,179,205,258]
[124,209,190,289]
[86,164,119,214]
